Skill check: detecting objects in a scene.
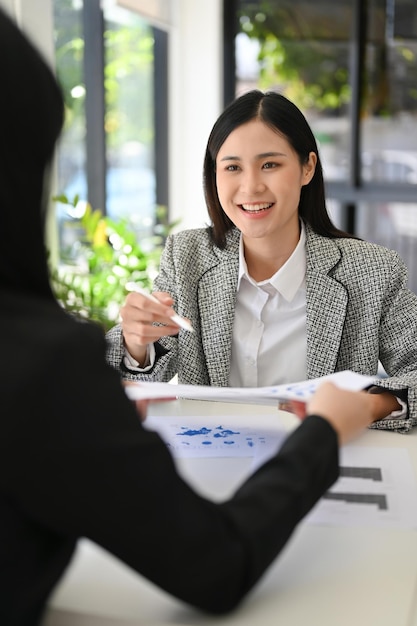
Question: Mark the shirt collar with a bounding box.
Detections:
[237,221,306,302]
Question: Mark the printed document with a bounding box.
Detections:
[124,370,376,405]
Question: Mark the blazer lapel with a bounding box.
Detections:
[198,231,240,387]
[305,227,349,379]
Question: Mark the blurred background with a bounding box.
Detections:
[2,0,417,292]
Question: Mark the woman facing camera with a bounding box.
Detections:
[106,89,417,434]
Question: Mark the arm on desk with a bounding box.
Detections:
[15,340,373,619]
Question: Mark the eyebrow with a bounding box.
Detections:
[219,151,287,161]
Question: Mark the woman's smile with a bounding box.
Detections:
[239,202,274,214]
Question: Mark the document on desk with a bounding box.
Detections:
[252,443,417,529]
[124,370,376,405]
[304,446,417,529]
[144,414,417,528]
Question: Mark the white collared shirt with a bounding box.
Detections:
[125,224,308,384]
[228,223,307,387]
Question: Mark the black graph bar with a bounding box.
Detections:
[339,466,382,481]
[323,492,387,510]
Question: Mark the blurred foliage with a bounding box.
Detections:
[238,1,351,112]
[238,1,417,115]
[50,195,180,332]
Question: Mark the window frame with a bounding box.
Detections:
[224,0,417,234]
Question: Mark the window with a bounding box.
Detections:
[226,0,417,292]
[53,0,167,261]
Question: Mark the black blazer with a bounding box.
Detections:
[1,292,338,625]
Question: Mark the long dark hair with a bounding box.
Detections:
[203,90,354,248]
[0,7,64,299]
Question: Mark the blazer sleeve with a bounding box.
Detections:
[370,249,417,433]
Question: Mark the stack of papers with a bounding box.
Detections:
[124,370,377,405]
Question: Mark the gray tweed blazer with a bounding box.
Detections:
[106,223,417,433]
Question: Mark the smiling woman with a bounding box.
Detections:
[105,89,417,435]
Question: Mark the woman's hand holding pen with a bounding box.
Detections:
[120,290,192,365]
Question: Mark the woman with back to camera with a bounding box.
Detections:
[106,90,417,433]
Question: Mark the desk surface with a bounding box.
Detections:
[44,400,417,626]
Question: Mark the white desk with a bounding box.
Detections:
[44,400,417,626]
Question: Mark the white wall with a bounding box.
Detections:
[122,0,224,231]
[169,0,223,231]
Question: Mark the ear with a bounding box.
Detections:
[302,151,317,186]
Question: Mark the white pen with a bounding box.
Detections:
[126,283,194,333]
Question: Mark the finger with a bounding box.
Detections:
[123,291,173,317]
[279,400,307,419]
[134,399,149,421]
[124,321,182,346]
[152,291,174,306]
[277,401,293,412]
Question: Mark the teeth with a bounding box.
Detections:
[241,203,272,212]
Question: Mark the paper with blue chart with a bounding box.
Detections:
[143,415,288,458]
[125,370,376,404]
[145,415,417,528]
[138,371,374,460]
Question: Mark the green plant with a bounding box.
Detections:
[51,195,179,332]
